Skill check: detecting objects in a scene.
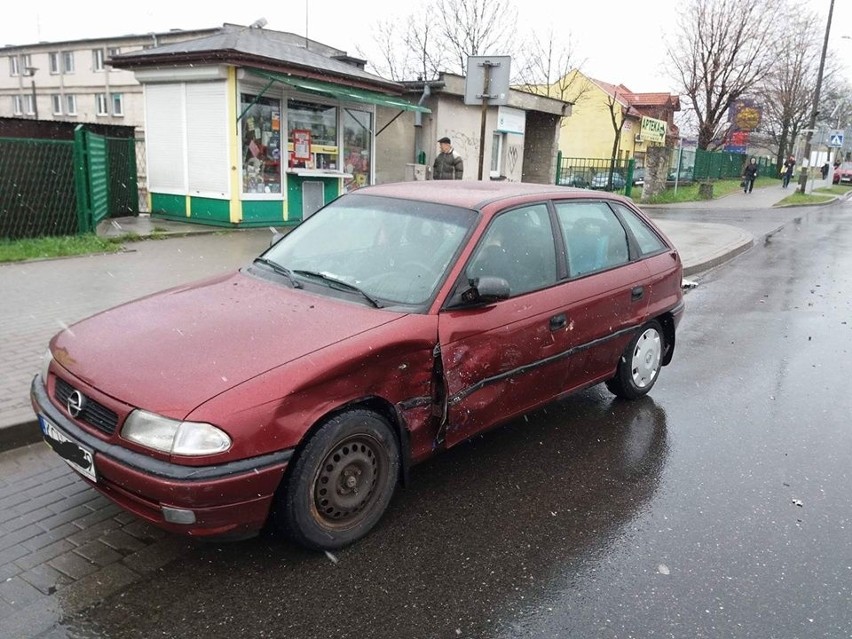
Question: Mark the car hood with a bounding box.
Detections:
[51,271,403,418]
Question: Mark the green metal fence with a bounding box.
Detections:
[0,127,139,240]
[555,154,636,195]
[671,147,774,182]
[0,137,78,239]
[554,148,781,196]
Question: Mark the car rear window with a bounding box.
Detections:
[610,203,668,256]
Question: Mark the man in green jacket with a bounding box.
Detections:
[433,137,464,180]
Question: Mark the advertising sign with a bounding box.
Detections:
[640,116,667,144]
[293,129,312,161]
[496,106,525,134]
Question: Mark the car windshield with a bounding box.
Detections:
[262,193,476,307]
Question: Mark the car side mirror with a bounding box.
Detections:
[269,231,286,248]
[451,276,510,308]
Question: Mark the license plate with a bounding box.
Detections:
[39,416,97,483]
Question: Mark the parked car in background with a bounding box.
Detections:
[558,171,591,189]
[632,168,646,186]
[833,162,852,184]
[667,167,694,183]
[32,181,684,551]
[589,171,626,190]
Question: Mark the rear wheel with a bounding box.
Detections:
[606,321,664,400]
[275,409,400,550]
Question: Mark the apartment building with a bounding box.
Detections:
[0,27,217,131]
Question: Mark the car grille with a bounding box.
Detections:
[54,377,119,435]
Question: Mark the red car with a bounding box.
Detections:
[32,181,684,550]
[833,162,852,184]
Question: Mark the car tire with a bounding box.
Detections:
[275,409,400,550]
[606,321,664,400]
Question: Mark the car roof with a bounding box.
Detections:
[353,180,609,210]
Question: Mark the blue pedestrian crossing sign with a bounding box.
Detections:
[828,130,844,147]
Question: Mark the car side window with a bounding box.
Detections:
[554,201,630,277]
[611,203,668,256]
[466,204,557,296]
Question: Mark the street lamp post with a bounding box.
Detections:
[798,0,835,193]
[25,66,38,120]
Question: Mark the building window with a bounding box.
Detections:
[490,132,504,178]
[107,47,121,60]
[49,52,60,74]
[342,108,372,192]
[62,51,74,73]
[52,94,63,115]
[111,93,123,116]
[240,94,282,194]
[12,95,23,115]
[25,94,35,115]
[93,49,104,72]
[10,55,20,76]
[96,93,108,116]
[22,54,31,69]
[65,94,77,115]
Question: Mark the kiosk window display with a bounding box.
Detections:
[240,94,282,194]
[342,108,372,192]
[286,99,338,170]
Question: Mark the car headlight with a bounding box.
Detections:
[41,349,53,383]
[122,410,231,456]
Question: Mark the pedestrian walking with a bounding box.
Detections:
[821,162,830,180]
[742,157,758,193]
[432,136,464,180]
[781,156,795,188]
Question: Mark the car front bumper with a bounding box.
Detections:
[31,375,291,538]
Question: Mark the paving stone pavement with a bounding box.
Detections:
[0,442,198,638]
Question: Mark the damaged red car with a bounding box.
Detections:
[32,181,684,550]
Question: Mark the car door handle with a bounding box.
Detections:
[549,313,568,331]
[631,286,644,301]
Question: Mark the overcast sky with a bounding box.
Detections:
[4,0,851,93]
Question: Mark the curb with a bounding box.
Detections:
[0,417,42,454]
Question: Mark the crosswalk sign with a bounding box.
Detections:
[829,131,844,147]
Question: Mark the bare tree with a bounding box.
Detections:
[403,10,447,80]
[364,18,411,82]
[604,91,628,187]
[437,0,518,74]
[666,0,780,150]
[755,13,821,169]
[512,30,585,100]
[364,0,516,80]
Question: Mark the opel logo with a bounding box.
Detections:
[67,390,86,418]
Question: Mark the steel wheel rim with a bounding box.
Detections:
[313,434,387,529]
[631,328,662,389]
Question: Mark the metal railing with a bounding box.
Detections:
[555,154,636,194]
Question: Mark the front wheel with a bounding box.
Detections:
[606,321,664,400]
[275,409,400,550]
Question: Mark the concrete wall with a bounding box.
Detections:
[522,111,560,184]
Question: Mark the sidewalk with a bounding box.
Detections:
[0,180,843,636]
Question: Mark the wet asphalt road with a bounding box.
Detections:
[44,199,852,638]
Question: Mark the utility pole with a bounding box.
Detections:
[798,0,835,193]
[25,66,38,120]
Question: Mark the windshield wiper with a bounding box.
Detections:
[292,270,383,308]
[253,258,302,288]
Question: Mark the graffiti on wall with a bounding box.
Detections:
[507,144,521,177]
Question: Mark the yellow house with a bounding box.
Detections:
[524,70,680,165]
